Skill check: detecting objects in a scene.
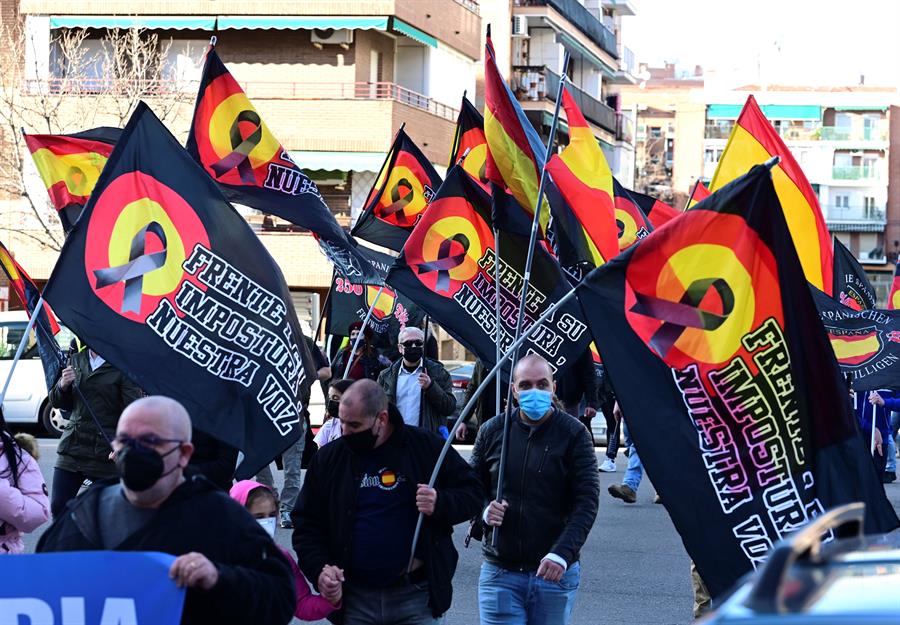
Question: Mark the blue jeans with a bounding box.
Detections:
[886,430,896,474]
[343,581,443,625]
[478,561,581,625]
[622,422,643,492]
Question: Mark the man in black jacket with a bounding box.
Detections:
[292,379,482,624]
[37,396,296,625]
[470,354,599,625]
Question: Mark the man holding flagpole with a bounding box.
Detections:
[470,354,599,625]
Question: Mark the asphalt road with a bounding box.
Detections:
[20,438,900,625]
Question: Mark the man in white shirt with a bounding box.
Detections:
[377,327,455,435]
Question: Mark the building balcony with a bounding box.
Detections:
[832,166,880,181]
[704,125,732,139]
[513,0,618,60]
[616,113,634,143]
[819,126,888,142]
[23,1,482,60]
[24,78,456,164]
[825,205,886,232]
[512,65,617,135]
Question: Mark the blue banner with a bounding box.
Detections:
[0,551,185,625]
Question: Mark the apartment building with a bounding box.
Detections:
[493,0,638,186]
[1,0,481,323]
[701,87,897,282]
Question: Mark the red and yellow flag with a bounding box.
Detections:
[23,127,121,231]
[686,180,711,209]
[484,29,549,230]
[888,261,900,310]
[710,95,833,293]
[544,88,618,269]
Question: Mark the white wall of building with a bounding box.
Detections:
[427,43,476,108]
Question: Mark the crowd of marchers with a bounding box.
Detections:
[1,327,897,625]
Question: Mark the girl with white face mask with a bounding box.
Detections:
[230,481,340,620]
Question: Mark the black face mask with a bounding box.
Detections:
[115,441,181,492]
[403,346,423,362]
[326,399,341,419]
[342,423,379,454]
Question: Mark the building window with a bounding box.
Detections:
[649,126,662,138]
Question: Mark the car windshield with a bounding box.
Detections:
[0,321,77,360]
[781,560,900,614]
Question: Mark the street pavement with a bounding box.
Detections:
[21,437,900,625]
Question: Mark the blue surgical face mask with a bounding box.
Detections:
[518,389,552,421]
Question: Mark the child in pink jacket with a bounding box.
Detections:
[230,480,339,621]
[0,414,50,554]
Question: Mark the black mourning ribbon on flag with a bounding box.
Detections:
[631,278,734,358]
[378,178,416,224]
[93,222,168,314]
[210,110,263,184]
[414,234,469,292]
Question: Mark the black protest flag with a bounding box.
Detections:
[449,96,490,192]
[630,187,680,230]
[24,127,122,232]
[326,245,425,339]
[0,240,64,391]
[350,129,442,252]
[44,102,316,479]
[812,285,900,391]
[832,237,876,310]
[579,165,898,597]
[387,166,590,381]
[186,47,380,284]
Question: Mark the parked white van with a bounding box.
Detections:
[0,311,75,436]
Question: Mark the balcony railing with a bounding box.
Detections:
[820,126,888,142]
[25,78,459,121]
[825,205,886,223]
[514,0,618,59]
[618,45,635,75]
[704,125,733,139]
[452,0,480,14]
[512,65,616,133]
[616,113,633,143]
[832,165,880,181]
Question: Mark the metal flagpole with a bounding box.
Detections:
[407,276,584,571]
[870,398,878,456]
[342,284,385,379]
[492,50,570,549]
[0,298,45,406]
[494,228,502,418]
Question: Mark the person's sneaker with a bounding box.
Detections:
[653,493,663,504]
[280,511,293,529]
[608,484,637,504]
[883,472,896,484]
[599,458,617,472]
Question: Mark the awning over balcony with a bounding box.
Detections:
[834,105,888,112]
[49,16,216,29]
[218,16,389,30]
[390,18,437,48]
[707,104,821,120]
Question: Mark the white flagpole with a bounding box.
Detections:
[342,285,385,379]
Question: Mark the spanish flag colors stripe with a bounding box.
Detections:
[0,239,60,334]
[544,88,618,268]
[710,95,833,293]
[483,31,549,231]
[888,261,900,311]
[829,332,880,365]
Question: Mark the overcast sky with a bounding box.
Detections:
[622,0,900,87]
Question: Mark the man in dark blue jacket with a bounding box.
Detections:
[862,389,897,482]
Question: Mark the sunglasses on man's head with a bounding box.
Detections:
[402,340,424,348]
